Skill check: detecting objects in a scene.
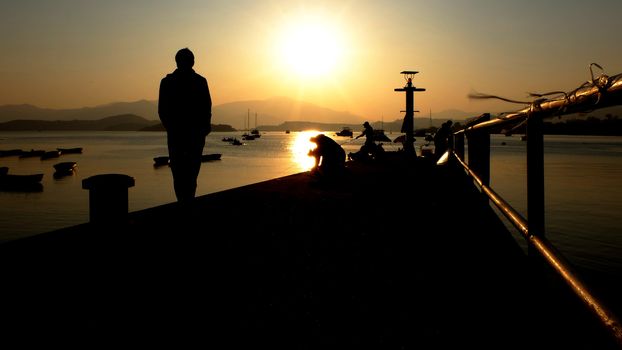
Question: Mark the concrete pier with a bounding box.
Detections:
[0,152,617,348]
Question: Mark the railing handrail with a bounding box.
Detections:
[452,153,622,345]
[456,71,622,135]
[449,67,622,346]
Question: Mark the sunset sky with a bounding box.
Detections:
[1,0,621,120]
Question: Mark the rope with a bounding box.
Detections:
[469,63,615,121]
[467,91,531,105]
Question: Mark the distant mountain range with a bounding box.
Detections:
[1,97,620,131]
[213,97,366,129]
[0,97,476,130]
[0,114,235,132]
[0,100,158,123]
[0,97,365,129]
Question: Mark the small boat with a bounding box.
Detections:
[231,139,243,146]
[154,154,222,166]
[58,147,83,154]
[41,150,61,160]
[53,162,77,179]
[201,153,222,162]
[53,161,77,173]
[1,173,44,183]
[0,172,44,192]
[242,133,257,141]
[336,127,353,137]
[19,150,46,158]
[0,149,23,157]
[373,129,392,142]
[285,130,290,134]
[153,156,170,167]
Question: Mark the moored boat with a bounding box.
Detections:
[336,127,353,137]
[53,161,77,173]
[41,150,61,160]
[19,150,46,158]
[0,172,44,192]
[153,156,170,167]
[0,149,23,157]
[373,129,391,142]
[201,153,222,162]
[58,147,83,154]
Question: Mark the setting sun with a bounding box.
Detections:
[277,17,344,78]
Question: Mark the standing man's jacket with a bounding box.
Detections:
[158,68,212,136]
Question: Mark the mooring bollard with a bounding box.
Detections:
[82,174,135,224]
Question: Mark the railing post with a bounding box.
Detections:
[466,113,491,187]
[82,174,135,224]
[527,114,545,244]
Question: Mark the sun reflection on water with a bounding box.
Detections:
[290,130,323,171]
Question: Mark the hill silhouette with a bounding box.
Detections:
[213,97,365,129]
[2,97,618,130]
[0,114,236,132]
[0,97,363,128]
[0,100,158,122]
[0,114,159,131]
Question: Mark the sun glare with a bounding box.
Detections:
[290,130,322,170]
[277,18,344,78]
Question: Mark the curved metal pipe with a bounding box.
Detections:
[453,152,622,346]
[455,73,622,135]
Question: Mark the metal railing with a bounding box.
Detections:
[449,67,622,346]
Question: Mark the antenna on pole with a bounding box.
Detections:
[395,71,426,155]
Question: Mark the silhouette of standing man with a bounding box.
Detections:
[158,48,212,202]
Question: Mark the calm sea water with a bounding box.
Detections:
[1,131,621,309]
[0,130,402,240]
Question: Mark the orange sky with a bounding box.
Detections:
[1,0,621,120]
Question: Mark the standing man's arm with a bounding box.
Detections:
[201,77,212,136]
[158,78,171,131]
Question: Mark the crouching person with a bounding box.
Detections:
[308,134,346,177]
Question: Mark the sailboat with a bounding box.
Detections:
[250,112,261,138]
[373,115,391,142]
[242,109,257,140]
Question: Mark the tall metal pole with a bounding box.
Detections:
[395,71,425,156]
[527,114,545,247]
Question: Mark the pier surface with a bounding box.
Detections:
[0,152,617,348]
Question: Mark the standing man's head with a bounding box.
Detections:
[175,48,194,69]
